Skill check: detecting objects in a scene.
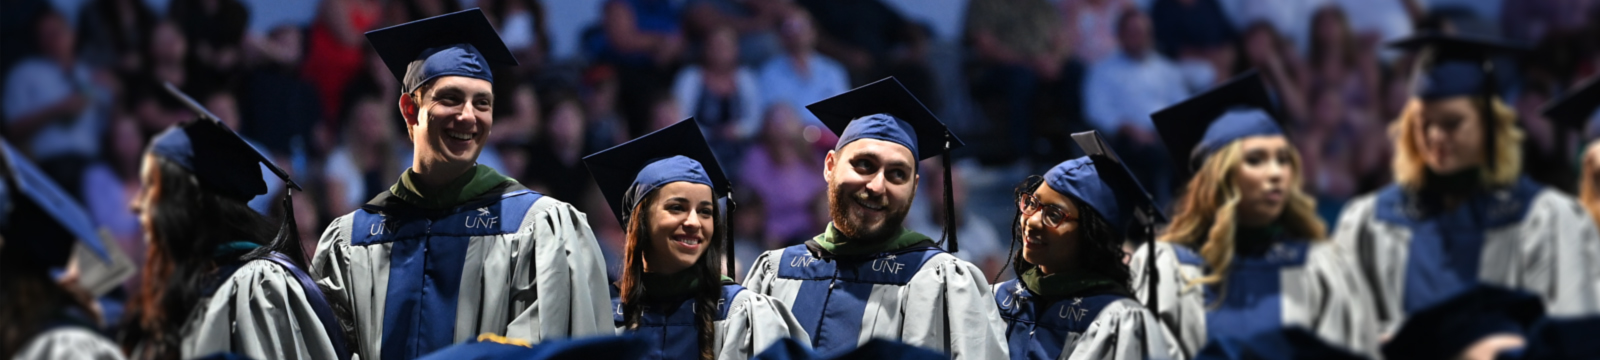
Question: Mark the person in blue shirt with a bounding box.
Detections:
[1136,71,1380,358]
[586,118,808,360]
[993,130,1183,360]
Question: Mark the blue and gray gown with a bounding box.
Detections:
[611,281,811,359]
[1332,177,1600,335]
[13,310,124,360]
[992,278,1183,360]
[742,229,1008,359]
[312,183,613,360]
[178,250,344,359]
[1130,237,1379,358]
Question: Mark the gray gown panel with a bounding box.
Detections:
[312,196,614,360]
[180,259,340,360]
[1066,298,1185,360]
[13,327,125,360]
[714,290,813,359]
[1128,242,1208,356]
[1333,188,1600,337]
[743,249,1009,359]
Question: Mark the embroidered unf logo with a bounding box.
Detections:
[788,254,818,268]
[1059,298,1088,321]
[870,256,906,274]
[466,207,499,228]
[369,218,397,236]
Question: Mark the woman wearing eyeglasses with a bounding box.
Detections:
[1131,73,1378,358]
[992,131,1182,360]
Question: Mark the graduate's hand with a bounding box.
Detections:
[1455,334,1525,360]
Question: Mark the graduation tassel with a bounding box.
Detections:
[723,192,738,278]
[942,133,958,253]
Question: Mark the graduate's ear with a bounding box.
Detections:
[824,150,837,182]
[398,94,419,140]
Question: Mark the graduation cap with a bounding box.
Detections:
[415,334,648,360]
[807,77,967,252]
[584,118,735,275]
[1542,74,1600,142]
[1388,32,1525,171]
[1067,130,1170,350]
[1152,70,1287,180]
[148,83,307,263]
[0,140,109,269]
[1196,328,1369,360]
[1388,32,1524,101]
[1382,285,1545,360]
[367,8,518,95]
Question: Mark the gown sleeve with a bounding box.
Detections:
[504,197,614,342]
[1301,242,1382,358]
[1129,242,1208,358]
[313,214,379,359]
[1519,192,1600,318]
[14,327,125,360]
[742,250,782,295]
[1067,298,1186,360]
[181,260,341,360]
[898,254,1009,359]
[715,290,812,359]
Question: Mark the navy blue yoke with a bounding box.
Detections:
[993,280,1127,360]
[773,243,945,358]
[1170,240,1315,347]
[611,283,744,360]
[350,189,543,360]
[1372,177,1542,315]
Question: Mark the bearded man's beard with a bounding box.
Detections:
[826,179,912,241]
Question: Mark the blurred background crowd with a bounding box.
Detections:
[3,0,1598,286]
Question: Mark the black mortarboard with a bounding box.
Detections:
[808,77,965,161]
[149,83,301,200]
[1196,328,1369,360]
[1053,131,1169,235]
[0,140,109,269]
[1542,75,1600,141]
[807,77,966,252]
[1388,32,1524,101]
[367,8,518,94]
[584,118,735,274]
[1152,70,1287,180]
[1382,285,1545,360]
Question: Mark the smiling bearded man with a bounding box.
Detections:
[742,77,1008,359]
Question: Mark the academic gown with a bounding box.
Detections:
[1331,177,1600,335]
[179,256,344,360]
[13,314,124,360]
[611,283,811,359]
[992,279,1184,360]
[312,183,614,360]
[742,238,1008,359]
[1129,239,1379,358]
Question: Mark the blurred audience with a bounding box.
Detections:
[756,8,848,125]
[1082,8,1186,203]
[683,0,785,66]
[965,0,1087,163]
[673,26,763,171]
[5,9,114,195]
[738,104,826,248]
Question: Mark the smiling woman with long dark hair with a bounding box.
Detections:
[586,119,807,360]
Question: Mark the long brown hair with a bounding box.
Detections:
[119,156,276,359]
[1159,139,1326,293]
[616,191,723,360]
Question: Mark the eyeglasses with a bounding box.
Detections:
[1018,193,1075,229]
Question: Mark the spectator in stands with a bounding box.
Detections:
[239,26,323,159]
[907,160,1005,280]
[300,0,380,133]
[4,8,113,197]
[797,0,935,98]
[482,0,553,78]
[524,87,592,203]
[673,26,763,172]
[1082,8,1187,203]
[757,9,848,125]
[598,0,687,137]
[75,0,156,73]
[1060,0,1136,65]
[168,0,250,80]
[1150,0,1238,82]
[322,75,404,216]
[966,0,1087,163]
[738,103,826,247]
[683,0,786,66]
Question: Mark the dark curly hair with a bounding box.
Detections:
[999,175,1132,294]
